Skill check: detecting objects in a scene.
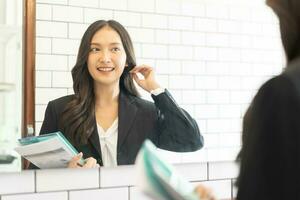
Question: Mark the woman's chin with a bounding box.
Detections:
[93,78,120,87]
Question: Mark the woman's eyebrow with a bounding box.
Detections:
[110,42,122,45]
[90,42,101,46]
[90,42,122,46]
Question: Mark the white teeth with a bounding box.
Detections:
[97,67,114,72]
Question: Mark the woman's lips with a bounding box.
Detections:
[96,67,115,72]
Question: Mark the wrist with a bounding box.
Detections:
[150,87,165,96]
[148,83,161,92]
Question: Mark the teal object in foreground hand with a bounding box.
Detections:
[136,139,199,200]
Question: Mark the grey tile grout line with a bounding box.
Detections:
[50,71,53,88]
[36,20,280,38]
[207,162,209,180]
[190,177,233,183]
[37,7,278,26]
[128,186,130,200]
[38,3,276,20]
[22,186,101,194]
[51,3,53,21]
[99,167,101,188]
[50,36,53,55]
[231,179,234,200]
[34,170,37,193]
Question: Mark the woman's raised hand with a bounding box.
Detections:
[67,152,99,168]
[130,65,161,92]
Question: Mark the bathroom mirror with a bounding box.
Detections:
[1,0,284,172]
[33,0,283,167]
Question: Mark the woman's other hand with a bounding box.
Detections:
[130,65,161,92]
[194,184,217,200]
[67,152,99,168]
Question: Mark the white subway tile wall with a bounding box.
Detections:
[1,192,68,200]
[0,162,237,199]
[70,188,129,200]
[175,163,208,181]
[0,171,35,195]
[100,165,136,187]
[36,168,99,192]
[208,161,239,180]
[35,0,283,163]
[129,187,153,200]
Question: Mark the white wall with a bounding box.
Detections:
[0,0,23,172]
[0,161,238,200]
[35,0,284,162]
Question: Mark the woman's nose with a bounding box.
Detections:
[99,50,111,63]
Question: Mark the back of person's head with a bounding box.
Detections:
[236,75,300,200]
[267,0,300,63]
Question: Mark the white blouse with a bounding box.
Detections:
[97,118,118,167]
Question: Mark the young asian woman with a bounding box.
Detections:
[30,20,204,169]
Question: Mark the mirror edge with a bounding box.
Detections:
[22,0,35,170]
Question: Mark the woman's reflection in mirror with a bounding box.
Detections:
[29,20,203,169]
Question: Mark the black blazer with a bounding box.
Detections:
[236,59,300,199]
[34,90,203,167]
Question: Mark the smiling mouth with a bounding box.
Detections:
[96,67,115,72]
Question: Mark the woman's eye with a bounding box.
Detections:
[112,47,120,52]
[90,47,100,52]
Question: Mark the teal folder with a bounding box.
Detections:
[136,140,199,200]
[15,131,85,168]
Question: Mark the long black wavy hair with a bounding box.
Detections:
[59,20,140,146]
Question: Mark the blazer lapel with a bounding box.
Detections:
[118,92,137,152]
[88,119,102,158]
